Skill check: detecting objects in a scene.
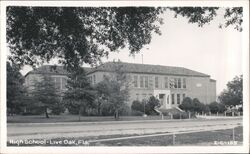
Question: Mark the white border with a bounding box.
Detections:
[0,0,249,153]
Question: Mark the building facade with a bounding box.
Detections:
[25,62,216,110]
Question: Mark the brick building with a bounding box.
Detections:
[25,62,216,110]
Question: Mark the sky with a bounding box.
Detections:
[20,8,243,96]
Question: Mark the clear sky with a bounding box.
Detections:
[20,8,243,96]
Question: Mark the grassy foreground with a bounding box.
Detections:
[7,115,171,123]
[7,126,243,146]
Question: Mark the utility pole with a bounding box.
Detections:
[141,53,143,64]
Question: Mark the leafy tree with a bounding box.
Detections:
[7,7,242,69]
[179,97,209,114]
[209,101,226,114]
[145,96,160,115]
[63,67,96,120]
[95,62,130,119]
[131,100,144,113]
[7,62,27,115]
[7,7,164,68]
[31,75,60,118]
[179,97,193,112]
[170,7,243,31]
[218,75,243,106]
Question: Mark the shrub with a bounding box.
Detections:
[131,100,144,112]
[209,102,226,113]
[179,97,210,114]
[145,96,160,115]
[172,112,189,119]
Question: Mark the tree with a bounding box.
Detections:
[209,101,226,114]
[7,62,27,115]
[31,75,60,118]
[179,97,209,114]
[7,7,164,69]
[218,75,243,107]
[179,97,193,112]
[145,96,160,115]
[7,7,242,69]
[131,100,144,113]
[95,62,130,119]
[63,67,96,120]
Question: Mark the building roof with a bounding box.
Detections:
[25,62,211,78]
[88,62,210,77]
[25,65,91,77]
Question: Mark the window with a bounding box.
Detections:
[174,78,178,88]
[155,76,159,88]
[140,76,144,88]
[178,78,181,88]
[169,78,175,88]
[93,75,96,84]
[164,77,168,88]
[177,94,180,104]
[167,95,169,104]
[144,76,149,88]
[62,78,67,89]
[183,78,186,88]
[171,94,175,104]
[54,77,61,89]
[134,76,138,87]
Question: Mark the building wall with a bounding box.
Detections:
[25,73,68,92]
[87,71,216,108]
[26,68,216,109]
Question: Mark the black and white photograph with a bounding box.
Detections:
[0,0,249,153]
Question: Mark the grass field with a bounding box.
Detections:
[7,126,243,146]
[7,115,171,123]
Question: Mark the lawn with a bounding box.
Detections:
[95,126,243,146]
[7,126,243,146]
[7,115,171,123]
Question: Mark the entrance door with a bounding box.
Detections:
[159,94,165,106]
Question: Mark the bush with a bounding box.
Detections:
[209,102,226,113]
[131,100,144,112]
[172,112,189,119]
[179,97,210,114]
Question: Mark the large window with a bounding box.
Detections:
[134,76,138,87]
[54,77,61,89]
[62,78,67,89]
[177,94,180,104]
[140,76,144,88]
[174,78,178,88]
[178,78,181,88]
[164,77,168,88]
[183,78,186,88]
[171,94,175,104]
[144,76,149,88]
[155,76,159,88]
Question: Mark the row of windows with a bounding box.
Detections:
[133,75,186,89]
[171,93,186,105]
[51,77,67,90]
